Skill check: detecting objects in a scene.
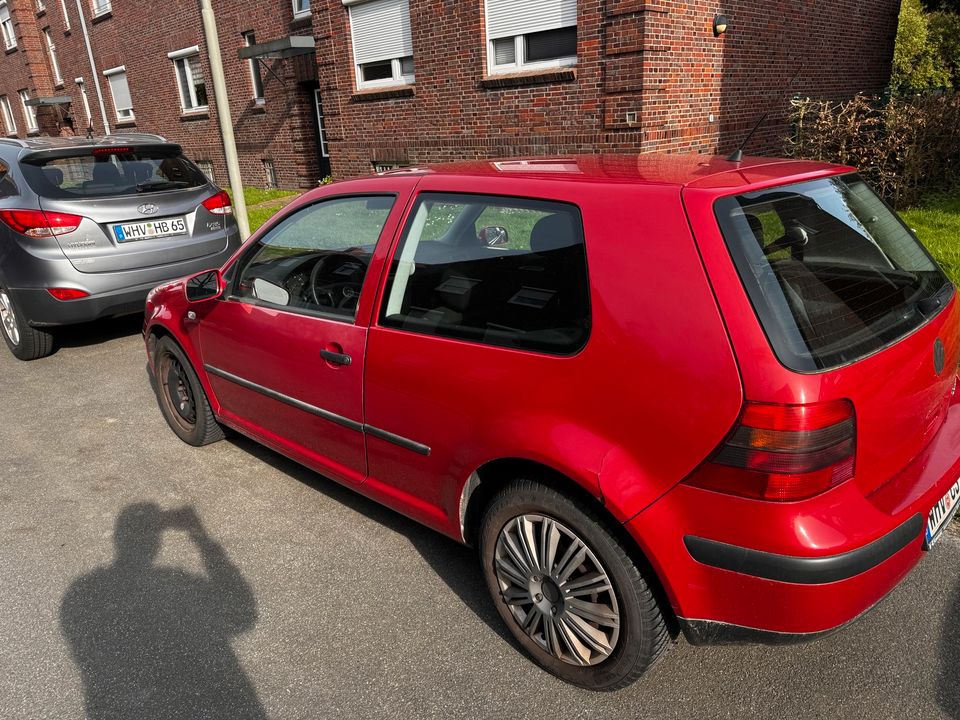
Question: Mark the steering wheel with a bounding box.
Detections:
[309,252,367,310]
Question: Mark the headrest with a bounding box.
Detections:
[530,213,576,254]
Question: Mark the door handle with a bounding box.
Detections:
[320,348,352,367]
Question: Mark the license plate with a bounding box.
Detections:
[924,476,960,549]
[112,216,187,243]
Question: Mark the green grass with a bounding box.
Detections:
[902,193,960,285]
[223,187,301,233]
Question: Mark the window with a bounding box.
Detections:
[18,90,37,133]
[314,89,328,158]
[91,0,110,16]
[263,159,277,188]
[36,0,45,12]
[19,147,207,199]
[0,3,16,49]
[242,31,264,103]
[235,195,396,319]
[59,0,70,29]
[715,175,952,371]
[485,0,577,74]
[103,66,133,121]
[44,28,63,86]
[196,160,215,183]
[293,0,310,18]
[168,47,208,112]
[0,95,15,135]
[347,0,414,88]
[381,194,590,354]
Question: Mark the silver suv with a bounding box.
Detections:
[0,134,241,360]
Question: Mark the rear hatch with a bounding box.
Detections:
[713,173,959,496]
[19,144,231,273]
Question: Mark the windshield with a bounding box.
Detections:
[714,174,952,371]
[20,147,208,200]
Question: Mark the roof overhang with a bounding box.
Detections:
[238,35,315,60]
[24,96,73,107]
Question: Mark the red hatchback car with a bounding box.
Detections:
[144,155,960,690]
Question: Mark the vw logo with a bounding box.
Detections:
[934,338,946,375]
[137,203,159,216]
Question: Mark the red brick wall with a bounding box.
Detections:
[0,0,324,189]
[314,0,899,178]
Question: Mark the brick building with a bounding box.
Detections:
[0,0,328,189]
[0,0,900,186]
[313,0,901,177]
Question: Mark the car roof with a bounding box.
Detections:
[0,133,171,153]
[376,154,853,192]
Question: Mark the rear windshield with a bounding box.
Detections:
[715,174,952,372]
[20,147,208,200]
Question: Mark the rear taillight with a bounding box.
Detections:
[201,190,232,215]
[0,209,83,237]
[47,288,90,301]
[684,399,856,501]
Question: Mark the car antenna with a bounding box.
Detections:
[726,114,767,163]
[726,63,804,163]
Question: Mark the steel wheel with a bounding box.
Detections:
[158,353,197,431]
[0,289,20,346]
[494,513,621,667]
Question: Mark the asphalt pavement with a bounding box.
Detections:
[0,316,958,720]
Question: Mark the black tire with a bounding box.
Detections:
[152,335,224,447]
[479,479,669,691]
[0,286,54,361]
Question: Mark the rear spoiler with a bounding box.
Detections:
[20,143,183,165]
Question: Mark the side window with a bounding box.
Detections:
[380,193,590,354]
[235,195,395,320]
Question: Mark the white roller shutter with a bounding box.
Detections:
[105,70,132,112]
[349,0,413,65]
[485,0,577,40]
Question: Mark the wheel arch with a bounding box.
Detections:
[459,456,679,635]
[146,321,222,416]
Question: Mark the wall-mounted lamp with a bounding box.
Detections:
[713,14,729,37]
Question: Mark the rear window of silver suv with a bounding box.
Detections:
[715,174,952,372]
[19,147,207,200]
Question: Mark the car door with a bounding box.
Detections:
[197,190,407,487]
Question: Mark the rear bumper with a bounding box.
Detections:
[6,240,239,327]
[627,392,960,643]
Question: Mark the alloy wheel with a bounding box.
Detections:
[0,290,20,346]
[493,514,621,666]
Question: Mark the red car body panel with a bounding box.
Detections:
[144,155,960,643]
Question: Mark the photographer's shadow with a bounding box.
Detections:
[60,503,266,720]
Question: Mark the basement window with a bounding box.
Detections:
[263,159,277,189]
[347,0,415,89]
[91,0,110,17]
[485,0,577,74]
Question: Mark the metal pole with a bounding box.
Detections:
[74,0,110,135]
[200,0,250,240]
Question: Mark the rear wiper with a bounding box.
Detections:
[136,180,189,192]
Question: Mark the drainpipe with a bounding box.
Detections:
[74,0,110,135]
[199,0,249,240]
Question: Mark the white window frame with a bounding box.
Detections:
[167,46,208,113]
[0,95,16,136]
[293,0,310,19]
[59,0,70,30]
[37,0,45,12]
[0,3,16,50]
[242,31,265,104]
[103,65,133,122]
[91,0,110,17]
[345,0,415,90]
[314,89,329,158]
[44,28,63,86]
[19,90,37,133]
[484,0,577,76]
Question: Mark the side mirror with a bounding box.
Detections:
[185,269,224,303]
[478,225,509,247]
